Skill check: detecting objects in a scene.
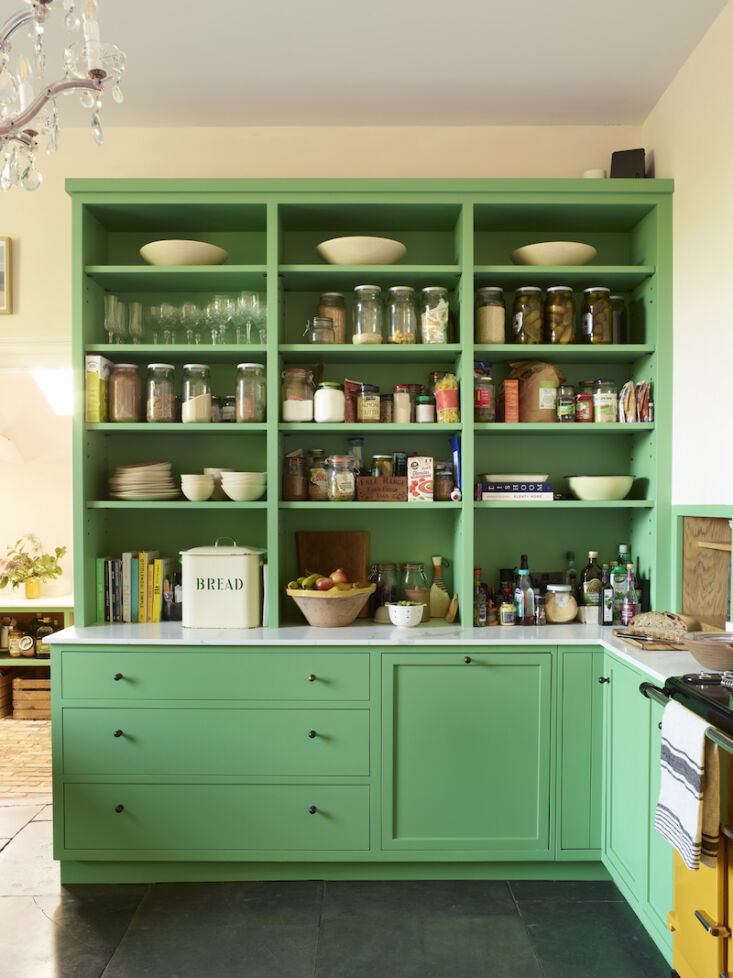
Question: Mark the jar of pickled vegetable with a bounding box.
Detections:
[326,455,357,501]
[512,287,543,343]
[420,287,450,344]
[581,287,612,344]
[475,287,505,344]
[544,287,575,343]
[610,294,627,344]
[386,286,417,344]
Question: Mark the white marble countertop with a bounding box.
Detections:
[46,620,701,684]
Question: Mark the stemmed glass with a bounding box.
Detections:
[146,304,163,344]
[206,295,234,345]
[159,302,178,345]
[235,291,266,344]
[180,301,202,344]
[127,302,144,344]
[113,299,128,344]
[104,294,119,343]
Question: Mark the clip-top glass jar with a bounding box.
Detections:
[401,562,430,622]
[109,363,141,422]
[317,293,346,344]
[145,363,175,423]
[370,563,399,621]
[305,316,336,344]
[236,362,266,422]
[544,286,575,343]
[326,455,357,501]
[512,287,543,343]
[386,286,417,344]
[475,287,505,344]
[352,285,383,345]
[181,364,211,423]
[582,287,612,344]
[281,368,314,421]
[420,287,450,344]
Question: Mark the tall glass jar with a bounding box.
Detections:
[109,364,141,422]
[145,363,175,423]
[281,368,314,421]
[475,287,505,344]
[386,286,417,344]
[304,316,336,344]
[401,562,430,622]
[581,287,612,344]
[544,286,575,343]
[512,287,543,343]
[282,456,308,501]
[370,563,398,622]
[474,373,496,422]
[610,294,627,344]
[352,285,383,344]
[181,364,211,423]
[575,380,595,423]
[326,455,357,501]
[420,287,450,344]
[434,462,455,501]
[593,379,618,423]
[236,362,266,422]
[317,293,346,343]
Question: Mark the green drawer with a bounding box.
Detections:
[61,650,369,701]
[63,783,370,852]
[62,708,369,776]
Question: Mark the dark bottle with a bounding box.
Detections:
[579,550,603,607]
[600,564,614,626]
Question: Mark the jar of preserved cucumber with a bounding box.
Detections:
[475,287,505,344]
[544,287,575,344]
[581,287,612,344]
[512,287,543,344]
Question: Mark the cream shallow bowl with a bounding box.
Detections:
[139,240,228,266]
[180,480,214,502]
[567,475,634,501]
[316,236,406,265]
[510,241,597,266]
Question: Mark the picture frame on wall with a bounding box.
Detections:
[0,237,11,315]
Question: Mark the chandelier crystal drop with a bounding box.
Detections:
[0,0,125,190]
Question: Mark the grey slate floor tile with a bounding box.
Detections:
[323,880,515,918]
[510,879,624,903]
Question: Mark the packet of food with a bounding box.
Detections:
[618,381,636,422]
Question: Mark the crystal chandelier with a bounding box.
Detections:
[0,0,125,190]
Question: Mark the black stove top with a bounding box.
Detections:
[663,673,733,736]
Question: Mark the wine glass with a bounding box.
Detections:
[146,304,163,344]
[113,299,128,344]
[127,301,144,344]
[236,291,265,344]
[206,294,234,345]
[180,301,201,345]
[103,294,119,343]
[159,302,178,345]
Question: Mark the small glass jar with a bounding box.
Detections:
[317,293,346,344]
[307,449,329,501]
[109,364,141,422]
[352,285,383,344]
[145,363,175,423]
[386,286,417,344]
[210,396,221,423]
[282,456,308,501]
[416,394,435,423]
[434,461,454,501]
[593,379,619,423]
[512,287,543,343]
[557,384,576,423]
[544,286,575,343]
[236,362,266,422]
[326,455,357,501]
[314,382,345,423]
[393,451,407,477]
[305,316,336,344]
[370,563,398,621]
[475,287,505,344]
[392,384,412,424]
[535,594,546,626]
[379,394,393,424]
[371,454,394,478]
[221,395,236,422]
[401,562,430,622]
[357,384,380,422]
[420,287,450,344]
[582,287,612,344]
[281,368,314,422]
[474,373,495,423]
[610,294,627,344]
[181,364,211,423]
[575,380,595,423]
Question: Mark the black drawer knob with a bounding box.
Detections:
[308,805,317,815]
[114,804,124,814]
[308,730,317,739]
[307,674,316,682]
[113,673,123,681]
[464,656,472,664]
[659,721,663,729]
[113,729,123,738]
[598,676,610,684]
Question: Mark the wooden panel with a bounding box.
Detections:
[682,516,731,625]
[296,531,370,617]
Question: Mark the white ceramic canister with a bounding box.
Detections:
[180,537,264,628]
[314,382,345,423]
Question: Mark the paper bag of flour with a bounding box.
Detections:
[508,361,566,423]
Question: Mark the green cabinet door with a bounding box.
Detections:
[382,650,552,856]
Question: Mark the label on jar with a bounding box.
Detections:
[474,389,493,409]
[333,475,355,498]
[576,395,594,422]
[583,579,602,605]
[594,392,617,423]
[357,395,380,422]
[582,313,593,338]
[309,467,328,501]
[538,383,557,411]
[557,401,575,421]
[499,603,516,625]
[512,313,523,338]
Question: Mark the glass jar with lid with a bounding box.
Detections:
[371,454,394,478]
[581,287,612,344]
[317,293,346,344]
[145,363,175,423]
[610,294,627,344]
[304,316,336,344]
[326,455,357,501]
[415,394,435,423]
[307,449,329,501]
[512,287,543,343]
[401,562,430,622]
[314,382,345,423]
[109,364,141,422]
[386,286,417,344]
[544,286,575,343]
[181,364,211,423]
[428,371,449,396]
[392,384,412,424]
[236,363,266,422]
[475,287,505,344]
[474,371,495,422]
[557,384,576,423]
[420,287,450,344]
[575,380,595,422]
[281,368,314,421]
[221,395,236,422]
[593,379,618,423]
[357,384,380,422]
[352,285,383,344]
[282,456,308,501]
[434,461,455,501]
[370,563,398,621]
[379,394,393,423]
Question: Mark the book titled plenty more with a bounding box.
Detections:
[475,481,554,501]
[96,552,176,624]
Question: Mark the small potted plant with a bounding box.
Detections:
[0,534,67,599]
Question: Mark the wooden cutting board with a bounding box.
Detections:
[612,628,688,652]
[296,531,370,617]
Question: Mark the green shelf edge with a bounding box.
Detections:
[279,502,461,511]
[475,423,654,435]
[87,501,268,510]
[278,422,462,433]
[86,423,268,433]
[474,500,654,510]
[473,344,654,363]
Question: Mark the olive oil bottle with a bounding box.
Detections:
[579,550,602,607]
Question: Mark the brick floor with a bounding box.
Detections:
[0,717,51,797]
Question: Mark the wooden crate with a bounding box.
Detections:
[0,672,11,719]
[356,477,407,501]
[12,676,51,720]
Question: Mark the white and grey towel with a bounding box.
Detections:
[655,699,720,871]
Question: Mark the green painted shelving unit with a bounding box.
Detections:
[69,178,673,627]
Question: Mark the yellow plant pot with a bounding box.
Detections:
[24,578,41,600]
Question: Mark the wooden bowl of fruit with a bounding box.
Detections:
[285,570,375,628]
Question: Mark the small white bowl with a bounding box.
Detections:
[222,483,267,502]
[386,603,426,628]
[222,475,267,486]
[181,482,215,502]
[510,241,597,266]
[139,239,228,266]
[316,236,406,265]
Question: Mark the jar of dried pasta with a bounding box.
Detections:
[420,287,450,344]
[435,373,460,423]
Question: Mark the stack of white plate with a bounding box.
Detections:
[109,462,179,501]
[221,471,267,502]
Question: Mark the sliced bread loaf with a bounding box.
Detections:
[628,611,701,641]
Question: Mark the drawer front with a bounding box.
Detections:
[62,708,370,776]
[61,650,370,701]
[63,783,370,852]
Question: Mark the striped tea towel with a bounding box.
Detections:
[655,699,720,871]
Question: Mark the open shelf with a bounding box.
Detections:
[87,501,268,510]
[473,344,654,363]
[84,265,268,291]
[279,265,461,291]
[279,501,461,510]
[86,344,267,359]
[475,500,655,510]
[278,422,462,434]
[475,423,654,435]
[473,265,654,290]
[278,344,461,364]
[87,423,268,434]
[0,655,51,667]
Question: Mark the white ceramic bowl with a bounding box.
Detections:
[139,239,228,266]
[181,480,214,502]
[316,236,406,265]
[567,475,634,501]
[222,483,267,502]
[221,473,267,485]
[510,241,598,266]
[387,603,426,628]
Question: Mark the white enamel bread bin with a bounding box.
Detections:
[181,538,264,628]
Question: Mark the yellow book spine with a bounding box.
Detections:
[137,553,147,623]
[152,559,163,623]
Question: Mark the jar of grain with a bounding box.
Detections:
[282,456,308,501]
[109,364,141,422]
[475,287,505,344]
[386,286,417,344]
[352,285,383,344]
[181,364,211,423]
[317,293,347,343]
[145,363,175,423]
[307,449,329,501]
[236,363,266,422]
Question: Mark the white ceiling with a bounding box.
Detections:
[64,0,733,126]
